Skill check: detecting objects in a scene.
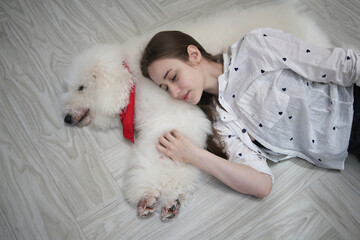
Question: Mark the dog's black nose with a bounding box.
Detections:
[64,114,73,124]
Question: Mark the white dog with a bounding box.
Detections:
[63,5,331,221]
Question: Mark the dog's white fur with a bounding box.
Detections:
[63,5,332,220]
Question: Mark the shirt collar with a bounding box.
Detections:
[223,53,231,74]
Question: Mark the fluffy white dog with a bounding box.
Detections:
[63,5,331,221]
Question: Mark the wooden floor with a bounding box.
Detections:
[1,0,360,239]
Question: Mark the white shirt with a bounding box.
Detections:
[214,28,360,181]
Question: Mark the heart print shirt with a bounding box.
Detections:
[214,28,360,182]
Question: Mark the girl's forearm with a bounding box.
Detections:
[192,148,272,198]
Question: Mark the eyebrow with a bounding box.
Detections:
[163,68,172,80]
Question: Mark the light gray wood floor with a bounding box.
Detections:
[1,0,360,239]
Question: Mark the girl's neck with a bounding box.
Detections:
[202,60,223,96]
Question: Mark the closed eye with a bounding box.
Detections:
[159,84,168,92]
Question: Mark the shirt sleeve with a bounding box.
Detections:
[242,28,360,87]
[215,124,275,182]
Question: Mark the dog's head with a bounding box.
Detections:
[63,44,134,129]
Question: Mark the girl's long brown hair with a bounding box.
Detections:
[140,30,228,159]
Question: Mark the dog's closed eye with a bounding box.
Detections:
[78,85,84,91]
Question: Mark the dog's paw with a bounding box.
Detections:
[161,199,181,221]
[137,195,158,218]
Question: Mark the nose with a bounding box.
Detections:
[64,114,73,124]
[168,85,181,99]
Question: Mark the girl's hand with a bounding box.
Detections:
[157,130,201,164]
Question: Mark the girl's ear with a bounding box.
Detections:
[187,45,202,64]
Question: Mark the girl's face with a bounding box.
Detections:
[148,58,205,105]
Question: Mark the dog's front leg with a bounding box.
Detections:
[122,151,162,218]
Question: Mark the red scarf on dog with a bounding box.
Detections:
[120,60,135,143]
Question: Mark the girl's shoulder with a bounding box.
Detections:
[229,28,286,54]
[246,27,284,35]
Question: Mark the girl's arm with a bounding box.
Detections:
[157,130,272,198]
[241,28,360,87]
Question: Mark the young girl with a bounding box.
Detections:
[140,28,360,198]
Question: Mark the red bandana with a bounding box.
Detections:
[120,60,135,143]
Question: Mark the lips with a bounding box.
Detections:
[183,91,190,101]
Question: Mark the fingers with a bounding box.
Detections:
[156,142,174,160]
[156,130,194,164]
[158,135,170,148]
[158,131,177,147]
[171,129,180,138]
[157,131,179,160]
[165,131,176,141]
[156,142,167,155]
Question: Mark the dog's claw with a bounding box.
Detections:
[161,199,181,221]
[137,195,158,218]
[162,214,176,221]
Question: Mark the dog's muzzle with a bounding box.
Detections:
[63,109,90,127]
